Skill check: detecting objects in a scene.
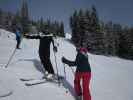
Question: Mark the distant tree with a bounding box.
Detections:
[20,0,30,34]
[99,21,105,33]
[128,28,133,59]
[119,27,133,59]
[5,12,14,31]
[103,21,117,55]
[0,8,3,28]
[29,25,38,34]
[0,11,7,29]
[51,21,58,34]
[85,9,91,31]
[39,17,44,32]
[118,28,128,58]
[31,20,36,26]
[112,24,122,55]
[59,21,65,37]
[78,9,83,17]
[45,19,51,32]
[90,5,100,32]
[78,9,87,47]
[11,11,22,32]
[70,10,81,47]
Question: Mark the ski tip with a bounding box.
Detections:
[20,78,33,81]
[25,83,32,86]
[20,78,26,81]
[0,91,13,98]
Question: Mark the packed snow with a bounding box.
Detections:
[65,33,72,39]
[0,29,133,100]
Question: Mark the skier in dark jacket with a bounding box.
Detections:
[39,33,57,77]
[15,29,21,49]
[25,32,57,78]
[62,47,91,100]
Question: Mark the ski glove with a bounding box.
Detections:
[62,57,76,66]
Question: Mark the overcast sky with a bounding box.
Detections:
[0,0,133,33]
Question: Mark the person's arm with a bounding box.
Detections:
[62,57,76,66]
[24,34,41,39]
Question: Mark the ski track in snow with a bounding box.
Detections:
[0,29,133,100]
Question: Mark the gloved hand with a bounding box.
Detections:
[53,46,57,52]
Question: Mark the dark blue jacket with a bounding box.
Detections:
[63,52,91,72]
[15,30,21,41]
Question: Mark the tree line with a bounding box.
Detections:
[0,1,133,60]
[0,0,65,37]
[70,6,133,60]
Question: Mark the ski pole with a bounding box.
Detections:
[63,63,66,79]
[53,51,60,86]
[69,65,75,76]
[5,47,17,68]
[63,63,75,77]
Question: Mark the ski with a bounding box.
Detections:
[0,91,13,98]
[20,78,36,81]
[20,76,64,86]
[25,79,49,86]
[20,76,77,98]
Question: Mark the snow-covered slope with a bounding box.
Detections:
[0,29,133,100]
[0,29,16,67]
[0,29,15,39]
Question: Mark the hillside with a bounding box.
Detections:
[0,29,133,100]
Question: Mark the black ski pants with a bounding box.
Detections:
[39,52,55,74]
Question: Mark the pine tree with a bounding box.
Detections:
[78,9,85,46]
[21,0,30,34]
[119,27,133,59]
[46,19,51,32]
[90,5,100,32]
[118,28,128,58]
[70,10,80,47]
[5,12,13,31]
[112,24,122,56]
[39,17,44,32]
[59,22,65,37]
[11,11,22,32]
[0,11,7,29]
[129,28,133,59]
[104,21,114,55]
[85,9,91,31]
[0,8,3,28]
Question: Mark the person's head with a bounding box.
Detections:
[79,47,88,54]
[16,26,21,31]
[16,29,19,33]
[79,47,88,57]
